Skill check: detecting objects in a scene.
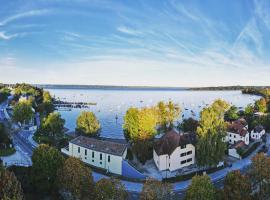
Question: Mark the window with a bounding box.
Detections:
[181,160,187,164]
[92,152,94,158]
[187,158,192,162]
[181,145,186,149]
[234,135,236,138]
[108,155,110,162]
[187,151,192,155]
[100,162,102,165]
[100,153,102,160]
[181,153,186,157]
[78,147,80,153]
[85,149,87,156]
[230,134,231,137]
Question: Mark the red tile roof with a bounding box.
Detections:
[154,130,196,156]
[227,118,248,136]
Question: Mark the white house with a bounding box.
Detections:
[251,125,265,140]
[226,118,249,145]
[228,141,246,159]
[61,136,128,175]
[153,130,196,172]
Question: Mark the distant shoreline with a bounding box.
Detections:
[2,83,270,91]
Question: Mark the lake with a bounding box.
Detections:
[47,89,260,139]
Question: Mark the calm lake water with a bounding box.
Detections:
[47,89,260,139]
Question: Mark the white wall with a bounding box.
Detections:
[228,148,241,159]
[226,132,249,145]
[153,144,195,171]
[67,143,124,175]
[251,130,265,140]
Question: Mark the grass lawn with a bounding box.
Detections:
[0,147,16,156]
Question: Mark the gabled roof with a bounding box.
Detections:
[154,130,196,156]
[70,136,128,156]
[227,118,248,136]
[253,125,264,133]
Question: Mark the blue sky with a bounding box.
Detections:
[0,0,270,87]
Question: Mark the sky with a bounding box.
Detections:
[0,0,270,87]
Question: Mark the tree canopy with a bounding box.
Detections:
[185,175,216,200]
[123,107,158,142]
[94,178,128,200]
[225,105,239,121]
[255,98,268,113]
[76,111,101,136]
[41,112,65,138]
[0,167,24,200]
[12,100,34,125]
[196,99,228,167]
[223,170,252,200]
[57,157,94,200]
[140,178,173,200]
[31,144,64,193]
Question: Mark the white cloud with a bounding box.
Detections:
[0,31,18,40]
[0,9,50,26]
[117,26,141,36]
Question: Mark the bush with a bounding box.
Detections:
[126,148,134,160]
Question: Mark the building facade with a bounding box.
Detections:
[251,125,265,140]
[226,118,249,145]
[153,130,196,172]
[61,136,127,175]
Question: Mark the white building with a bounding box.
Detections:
[153,130,196,172]
[61,136,128,175]
[226,118,249,145]
[228,141,246,159]
[251,125,265,140]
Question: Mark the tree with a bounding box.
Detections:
[76,111,101,136]
[225,105,239,121]
[223,170,252,200]
[95,178,128,200]
[196,100,228,167]
[250,153,270,199]
[156,101,181,130]
[12,100,34,125]
[255,98,267,113]
[41,112,65,138]
[167,100,181,128]
[31,144,64,193]
[123,107,157,142]
[185,175,216,200]
[38,91,54,116]
[140,178,173,200]
[211,99,230,116]
[0,168,24,200]
[57,157,94,200]
[178,118,198,132]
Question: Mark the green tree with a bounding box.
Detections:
[156,101,181,130]
[12,100,34,125]
[39,91,54,116]
[41,112,65,138]
[0,168,24,200]
[223,170,252,200]
[167,100,181,128]
[31,144,64,193]
[185,175,216,200]
[76,111,101,136]
[123,107,157,142]
[57,157,94,200]
[255,98,267,113]
[250,153,270,199]
[95,178,128,200]
[225,105,239,121]
[196,100,228,167]
[140,179,173,200]
[178,117,198,132]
